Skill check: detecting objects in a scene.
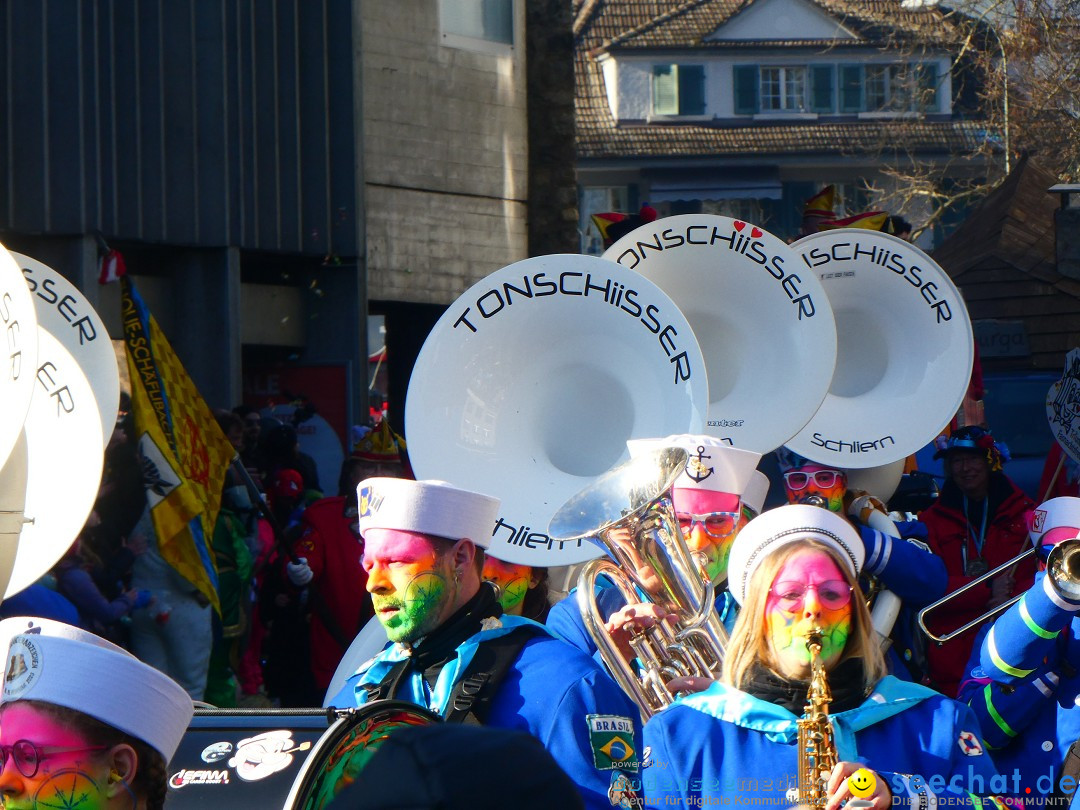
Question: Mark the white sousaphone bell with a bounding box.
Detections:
[0,247,118,600]
[787,229,973,469]
[405,253,710,568]
[603,214,838,453]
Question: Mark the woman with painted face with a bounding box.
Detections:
[481,557,551,622]
[642,505,1000,809]
[919,426,1035,697]
[0,618,192,810]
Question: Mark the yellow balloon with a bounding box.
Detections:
[847,768,877,799]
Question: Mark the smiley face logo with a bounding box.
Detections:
[847,768,876,799]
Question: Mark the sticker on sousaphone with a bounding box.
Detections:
[1047,347,1080,464]
[405,254,708,567]
[603,215,836,453]
[788,230,973,468]
[0,243,38,471]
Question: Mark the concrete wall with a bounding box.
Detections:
[362,0,529,305]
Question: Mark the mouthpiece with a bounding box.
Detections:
[802,495,827,508]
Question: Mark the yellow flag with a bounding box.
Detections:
[121,276,234,612]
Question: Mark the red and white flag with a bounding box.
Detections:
[99,248,127,284]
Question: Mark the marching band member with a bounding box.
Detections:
[0,618,193,810]
[781,454,948,681]
[642,504,1000,809]
[546,436,760,662]
[920,426,1035,696]
[958,497,1080,802]
[327,478,643,810]
[481,557,551,621]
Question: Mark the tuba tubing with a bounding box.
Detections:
[551,448,728,719]
[848,493,904,646]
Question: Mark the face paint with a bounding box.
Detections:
[673,488,741,585]
[764,548,853,678]
[363,529,457,643]
[0,703,110,810]
[784,464,846,513]
[481,558,532,615]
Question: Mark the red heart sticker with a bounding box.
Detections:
[751,227,763,238]
[733,221,745,232]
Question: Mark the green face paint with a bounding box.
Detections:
[374,571,451,642]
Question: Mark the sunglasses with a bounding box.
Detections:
[0,740,107,778]
[769,580,853,611]
[783,469,844,491]
[676,511,739,539]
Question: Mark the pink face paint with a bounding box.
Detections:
[0,702,110,810]
[363,528,456,642]
[482,558,532,615]
[765,548,853,678]
[674,488,741,584]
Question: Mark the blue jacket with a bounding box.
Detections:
[643,676,1002,806]
[328,615,644,810]
[958,570,1080,799]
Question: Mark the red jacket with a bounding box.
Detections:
[293,496,374,690]
[920,474,1034,696]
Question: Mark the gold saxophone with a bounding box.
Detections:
[797,627,838,807]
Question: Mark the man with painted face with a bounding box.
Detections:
[780,453,948,683]
[545,436,760,667]
[957,497,1080,802]
[642,505,1001,809]
[328,478,643,810]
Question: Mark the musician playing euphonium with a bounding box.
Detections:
[642,505,1000,809]
[780,452,948,682]
[546,435,760,665]
[958,496,1080,804]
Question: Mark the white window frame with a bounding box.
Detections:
[760,66,808,113]
[440,0,514,55]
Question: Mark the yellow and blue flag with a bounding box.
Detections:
[121,276,233,612]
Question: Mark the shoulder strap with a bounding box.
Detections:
[443,625,538,726]
[362,658,412,704]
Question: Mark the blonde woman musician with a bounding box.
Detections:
[642,505,1002,809]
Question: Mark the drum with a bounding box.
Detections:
[167,708,332,808]
[284,700,442,809]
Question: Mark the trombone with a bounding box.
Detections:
[917,540,1080,644]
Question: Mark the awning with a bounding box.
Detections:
[644,167,782,202]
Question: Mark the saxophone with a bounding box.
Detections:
[797,627,838,807]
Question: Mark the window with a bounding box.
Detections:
[652,65,706,116]
[441,0,513,50]
[844,63,940,113]
[760,66,807,112]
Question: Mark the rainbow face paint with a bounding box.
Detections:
[674,488,741,585]
[784,464,846,513]
[363,529,457,643]
[481,558,532,615]
[0,703,109,810]
[764,548,852,678]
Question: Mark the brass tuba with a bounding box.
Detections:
[548,447,728,719]
[797,627,839,807]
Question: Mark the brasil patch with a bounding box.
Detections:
[586,714,637,771]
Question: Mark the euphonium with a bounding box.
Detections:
[548,448,728,719]
[797,627,838,807]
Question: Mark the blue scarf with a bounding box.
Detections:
[676,675,937,761]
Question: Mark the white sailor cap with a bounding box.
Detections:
[357,478,501,548]
[627,435,761,496]
[727,504,864,605]
[742,471,770,516]
[0,617,193,761]
[1030,497,1080,547]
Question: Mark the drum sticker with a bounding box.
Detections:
[586,714,638,771]
[228,730,312,782]
[3,636,41,699]
[1032,509,1047,534]
[170,769,231,788]
[201,741,233,763]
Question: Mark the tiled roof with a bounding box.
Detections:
[576,48,988,159]
[575,0,964,51]
[933,155,1080,300]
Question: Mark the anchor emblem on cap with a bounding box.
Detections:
[685,446,714,482]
